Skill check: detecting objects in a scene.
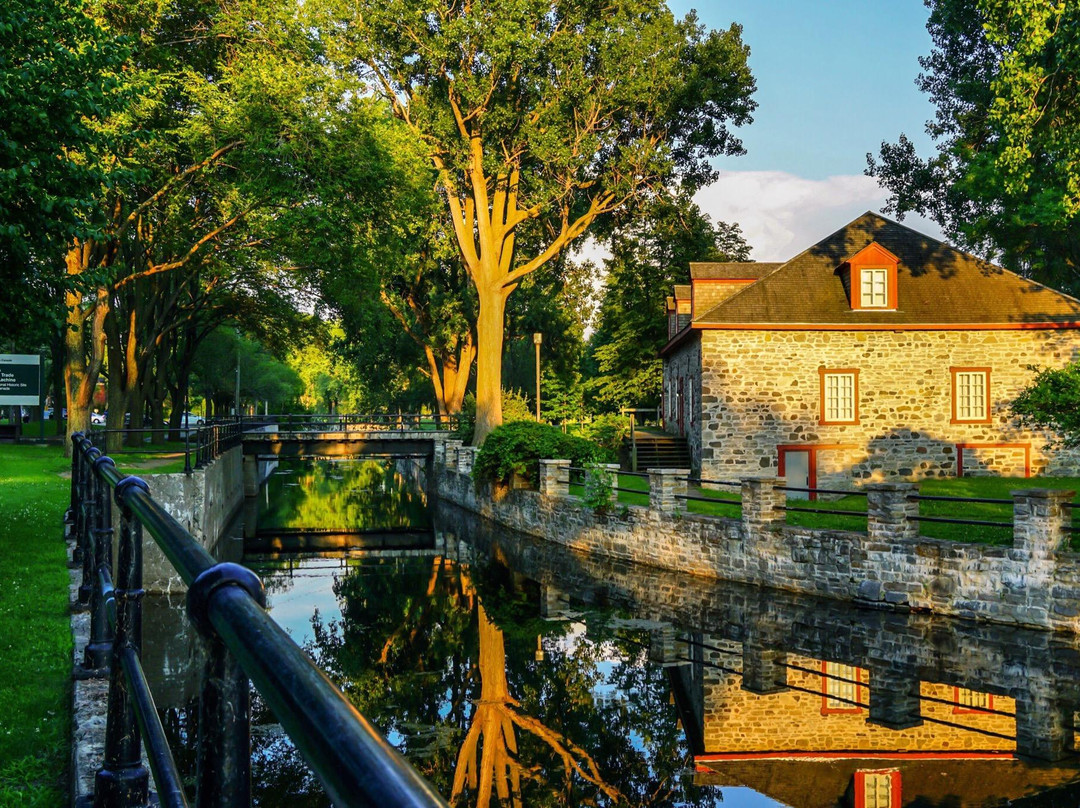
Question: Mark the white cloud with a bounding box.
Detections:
[694,170,948,261]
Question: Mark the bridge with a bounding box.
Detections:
[241,429,442,461]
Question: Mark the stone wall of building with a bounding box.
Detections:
[662,334,702,465]
[691,328,1080,485]
[437,463,1080,632]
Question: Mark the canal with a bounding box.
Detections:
[142,457,1080,807]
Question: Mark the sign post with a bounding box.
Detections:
[0,354,43,441]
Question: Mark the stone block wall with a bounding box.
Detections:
[677,328,1080,485]
[661,335,702,467]
[436,466,1080,632]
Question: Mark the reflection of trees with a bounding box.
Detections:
[307,556,714,807]
[259,460,429,532]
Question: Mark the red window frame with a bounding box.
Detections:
[950,367,992,424]
[854,769,901,808]
[819,660,865,715]
[819,367,860,425]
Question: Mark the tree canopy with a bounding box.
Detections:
[320,0,756,442]
[868,0,1080,290]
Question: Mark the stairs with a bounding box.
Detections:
[626,432,692,472]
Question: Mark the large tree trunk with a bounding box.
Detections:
[424,334,475,424]
[63,245,108,453]
[473,290,507,445]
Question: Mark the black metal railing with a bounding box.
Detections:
[69,432,448,808]
[212,413,460,433]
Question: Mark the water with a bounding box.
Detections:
[146,459,1080,807]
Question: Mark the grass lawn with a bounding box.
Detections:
[0,444,73,807]
[573,472,1080,547]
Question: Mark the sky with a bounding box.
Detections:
[668,0,948,260]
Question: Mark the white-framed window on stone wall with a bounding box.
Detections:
[859,268,889,308]
[951,367,991,424]
[854,770,900,808]
[819,368,859,425]
[820,660,864,714]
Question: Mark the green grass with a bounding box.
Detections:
[573,472,1080,547]
[0,444,73,807]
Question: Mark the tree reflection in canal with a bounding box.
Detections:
[294,554,713,808]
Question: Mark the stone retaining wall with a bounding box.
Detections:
[437,449,1080,632]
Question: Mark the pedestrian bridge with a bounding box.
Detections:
[241,429,445,460]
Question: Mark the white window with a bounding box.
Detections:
[860,772,897,808]
[823,662,859,710]
[956,687,991,711]
[860,268,889,308]
[822,371,857,423]
[954,370,989,422]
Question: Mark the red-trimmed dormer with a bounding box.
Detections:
[840,242,900,311]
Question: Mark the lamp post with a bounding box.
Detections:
[533,332,542,422]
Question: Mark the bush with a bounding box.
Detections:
[473,421,612,487]
[454,389,534,444]
[581,413,630,453]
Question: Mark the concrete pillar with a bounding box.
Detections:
[585,463,621,508]
[1012,488,1074,556]
[444,439,463,471]
[433,438,446,467]
[649,468,690,515]
[457,445,477,476]
[866,482,918,542]
[242,456,259,498]
[1015,687,1075,761]
[540,585,566,618]
[866,666,923,730]
[741,478,786,533]
[741,618,787,694]
[539,459,571,497]
[648,625,686,667]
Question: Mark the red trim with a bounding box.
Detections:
[956,442,1031,478]
[820,660,864,715]
[694,751,1013,763]
[692,278,760,284]
[848,243,900,311]
[953,687,995,715]
[819,367,860,425]
[685,321,1080,332]
[855,769,901,808]
[950,367,992,424]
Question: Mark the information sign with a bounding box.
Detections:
[0,354,42,406]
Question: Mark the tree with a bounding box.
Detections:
[1011,362,1080,448]
[323,0,756,443]
[588,197,749,409]
[868,0,1080,291]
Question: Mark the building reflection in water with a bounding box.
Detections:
[141,461,1080,807]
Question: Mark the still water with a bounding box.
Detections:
[144,459,1080,807]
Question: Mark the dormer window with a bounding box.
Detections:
[860,268,888,308]
[843,242,899,311]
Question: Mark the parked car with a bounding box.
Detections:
[90,412,106,425]
[177,412,205,428]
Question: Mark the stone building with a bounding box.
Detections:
[661,212,1080,490]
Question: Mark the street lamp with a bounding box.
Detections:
[533,332,542,422]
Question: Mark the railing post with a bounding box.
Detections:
[865,483,918,543]
[445,440,463,471]
[95,476,151,807]
[66,433,81,539]
[78,442,101,608]
[538,459,571,497]
[196,639,252,808]
[741,477,786,533]
[72,435,86,565]
[648,468,690,515]
[84,455,116,672]
[457,446,477,476]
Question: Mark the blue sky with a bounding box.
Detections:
[666,0,948,259]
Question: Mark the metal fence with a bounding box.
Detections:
[68,432,448,807]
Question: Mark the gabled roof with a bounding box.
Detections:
[673,284,692,299]
[693,212,1080,326]
[690,262,781,280]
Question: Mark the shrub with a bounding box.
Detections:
[581,461,615,513]
[581,413,631,453]
[473,421,611,487]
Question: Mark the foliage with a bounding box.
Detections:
[1012,363,1080,447]
[868,0,1080,289]
[287,325,370,413]
[0,445,73,807]
[473,421,610,487]
[540,369,586,424]
[454,389,534,445]
[589,196,750,409]
[193,328,302,413]
[581,462,616,514]
[319,0,757,441]
[581,414,632,454]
